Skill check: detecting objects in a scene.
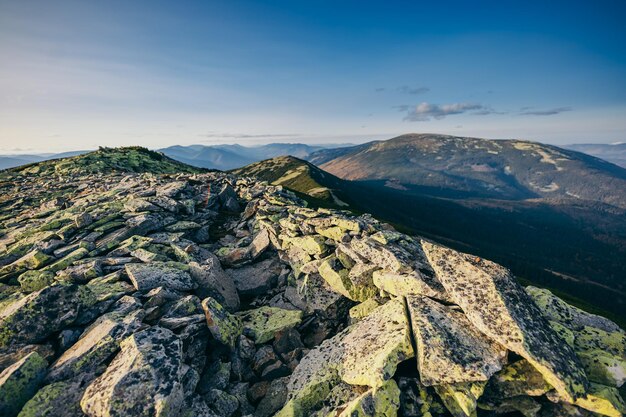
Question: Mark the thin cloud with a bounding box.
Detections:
[375,87,386,92]
[520,107,572,116]
[397,85,430,95]
[399,102,494,121]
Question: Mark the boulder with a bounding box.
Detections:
[17,380,86,417]
[422,240,589,403]
[0,283,95,347]
[201,297,243,348]
[335,379,400,417]
[238,306,303,344]
[81,326,184,417]
[339,298,414,387]
[125,262,196,292]
[0,352,48,417]
[226,257,283,297]
[434,381,486,417]
[407,296,506,386]
[189,256,240,312]
[47,309,145,382]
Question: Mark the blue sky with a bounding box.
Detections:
[0,0,625,152]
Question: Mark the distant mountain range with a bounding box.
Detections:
[563,143,626,168]
[0,143,348,171]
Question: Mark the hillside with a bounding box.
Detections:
[235,156,626,322]
[565,143,626,168]
[0,147,205,179]
[0,148,624,417]
[308,134,626,210]
[231,156,349,206]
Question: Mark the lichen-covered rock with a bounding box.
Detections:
[318,257,378,302]
[201,297,242,348]
[548,382,626,417]
[407,296,506,386]
[0,284,95,347]
[47,309,144,382]
[348,298,380,323]
[434,381,486,417]
[372,270,449,301]
[421,240,589,403]
[282,235,327,256]
[276,331,345,417]
[526,287,622,333]
[17,380,86,417]
[336,379,400,417]
[340,298,414,387]
[80,326,184,417]
[0,352,48,417]
[237,306,303,344]
[125,262,196,292]
[482,359,552,400]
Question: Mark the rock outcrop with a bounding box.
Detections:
[0,148,623,417]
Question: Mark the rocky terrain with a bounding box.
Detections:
[0,147,625,417]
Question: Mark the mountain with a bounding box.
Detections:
[238,152,626,322]
[231,155,350,206]
[1,146,204,178]
[564,143,626,168]
[0,148,624,417]
[159,143,328,170]
[308,133,626,210]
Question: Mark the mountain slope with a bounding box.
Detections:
[1,146,205,179]
[308,134,626,209]
[231,156,349,206]
[564,143,626,168]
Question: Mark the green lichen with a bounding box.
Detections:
[237,306,303,344]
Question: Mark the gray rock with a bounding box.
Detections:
[189,256,240,312]
[125,262,197,292]
[226,257,282,296]
[81,326,185,417]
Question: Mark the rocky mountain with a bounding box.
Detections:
[308,134,626,210]
[159,143,328,170]
[0,147,624,417]
[564,143,626,169]
[232,156,626,323]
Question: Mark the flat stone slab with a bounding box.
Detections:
[339,298,414,387]
[125,262,196,292]
[407,295,506,386]
[421,240,589,403]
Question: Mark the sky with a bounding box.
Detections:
[1,0,625,153]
